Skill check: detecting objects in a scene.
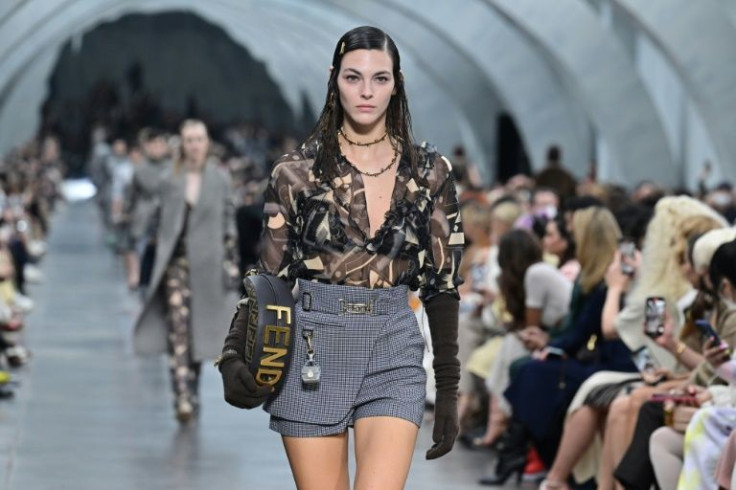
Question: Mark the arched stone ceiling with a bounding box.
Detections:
[385,0,592,177]
[486,0,677,186]
[0,0,480,174]
[2,0,732,189]
[611,0,736,183]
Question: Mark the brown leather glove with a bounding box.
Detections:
[219,303,271,409]
[424,293,460,460]
[219,357,271,409]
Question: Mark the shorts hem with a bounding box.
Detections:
[270,401,424,437]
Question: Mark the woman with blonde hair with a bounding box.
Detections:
[537,198,725,489]
[481,207,637,485]
[133,119,239,423]
[611,197,727,362]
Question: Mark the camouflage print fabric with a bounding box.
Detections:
[163,255,201,414]
[258,140,464,301]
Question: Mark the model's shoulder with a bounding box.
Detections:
[270,143,317,183]
[415,141,454,189]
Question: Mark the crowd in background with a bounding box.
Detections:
[0,135,63,398]
[89,120,296,291]
[450,145,736,490]
[6,111,736,488]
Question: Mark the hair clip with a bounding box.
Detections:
[340,41,345,55]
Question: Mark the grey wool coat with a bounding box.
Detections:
[133,161,238,361]
[125,158,172,241]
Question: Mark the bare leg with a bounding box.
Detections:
[476,394,507,446]
[458,392,474,429]
[599,396,631,490]
[544,406,603,487]
[621,381,682,443]
[282,432,350,490]
[354,416,419,490]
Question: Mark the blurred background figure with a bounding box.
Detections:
[132,119,239,424]
[121,127,172,293]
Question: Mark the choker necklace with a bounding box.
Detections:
[338,127,387,147]
[341,139,399,178]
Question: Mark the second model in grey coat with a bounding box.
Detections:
[133,161,238,361]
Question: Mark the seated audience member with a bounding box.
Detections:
[474,229,572,451]
[613,230,736,489]
[480,207,635,486]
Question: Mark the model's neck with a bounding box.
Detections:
[184,158,205,172]
[341,119,388,143]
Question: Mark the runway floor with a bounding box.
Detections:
[0,199,533,489]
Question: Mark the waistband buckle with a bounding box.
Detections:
[302,292,312,311]
[339,299,374,315]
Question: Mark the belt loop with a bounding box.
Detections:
[302,292,312,311]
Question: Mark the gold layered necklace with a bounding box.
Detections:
[339,136,399,178]
[338,126,387,147]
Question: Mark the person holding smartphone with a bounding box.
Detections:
[490,207,638,488]
[613,235,736,490]
[471,229,572,457]
[661,238,736,490]
[543,205,725,489]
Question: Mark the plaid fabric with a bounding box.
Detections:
[266,279,426,437]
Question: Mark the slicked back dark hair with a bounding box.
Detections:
[306,26,418,183]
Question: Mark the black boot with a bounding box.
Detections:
[478,420,528,486]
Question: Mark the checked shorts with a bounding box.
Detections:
[264,279,427,437]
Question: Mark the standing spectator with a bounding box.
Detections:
[534,145,577,206]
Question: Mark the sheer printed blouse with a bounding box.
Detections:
[257,139,464,301]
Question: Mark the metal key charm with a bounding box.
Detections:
[301,354,321,385]
[301,330,321,386]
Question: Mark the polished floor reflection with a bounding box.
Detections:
[1,200,531,489]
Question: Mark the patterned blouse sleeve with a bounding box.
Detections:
[256,160,298,287]
[420,154,465,301]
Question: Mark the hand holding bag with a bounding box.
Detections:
[217,271,295,409]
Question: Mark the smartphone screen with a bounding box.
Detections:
[644,297,666,339]
[631,345,658,373]
[632,345,663,385]
[619,240,636,275]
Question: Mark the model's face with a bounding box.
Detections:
[181,125,209,166]
[337,49,396,129]
[543,220,567,257]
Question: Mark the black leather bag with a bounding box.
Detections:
[237,272,295,390]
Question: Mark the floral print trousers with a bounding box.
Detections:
[163,255,201,416]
